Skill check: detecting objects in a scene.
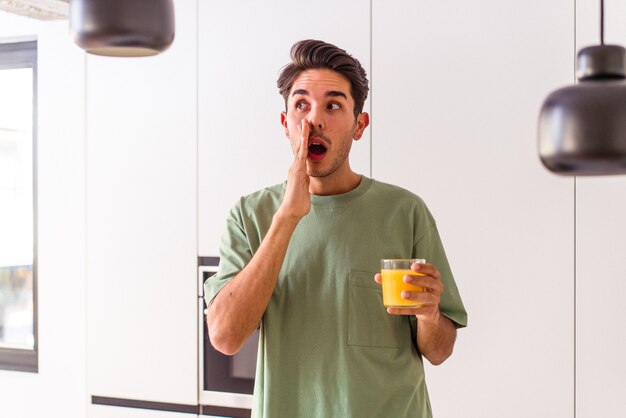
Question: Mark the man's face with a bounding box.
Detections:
[281,69,369,179]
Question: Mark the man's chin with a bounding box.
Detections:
[306,160,343,178]
[307,169,333,178]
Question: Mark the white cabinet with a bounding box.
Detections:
[372,1,575,416]
[576,178,626,417]
[90,404,196,418]
[197,0,371,256]
[86,0,198,406]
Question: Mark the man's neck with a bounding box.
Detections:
[308,171,362,196]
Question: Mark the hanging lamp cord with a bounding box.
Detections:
[600,0,605,45]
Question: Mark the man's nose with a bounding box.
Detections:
[307,106,326,130]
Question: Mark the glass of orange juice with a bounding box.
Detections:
[380,259,426,308]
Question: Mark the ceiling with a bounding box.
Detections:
[0,0,68,20]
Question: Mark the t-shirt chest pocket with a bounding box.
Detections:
[347,269,410,349]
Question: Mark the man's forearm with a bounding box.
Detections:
[416,312,457,365]
[208,119,311,355]
[207,212,300,355]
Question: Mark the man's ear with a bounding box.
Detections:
[353,112,370,141]
[281,112,289,138]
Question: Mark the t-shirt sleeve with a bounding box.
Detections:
[203,201,253,306]
[413,218,468,329]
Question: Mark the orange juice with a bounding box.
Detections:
[381,269,425,308]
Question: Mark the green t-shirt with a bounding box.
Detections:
[204,176,467,418]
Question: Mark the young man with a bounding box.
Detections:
[205,39,467,418]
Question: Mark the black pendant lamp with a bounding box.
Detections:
[70,0,175,57]
[538,0,626,175]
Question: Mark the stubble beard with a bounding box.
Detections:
[306,124,357,178]
[307,141,351,178]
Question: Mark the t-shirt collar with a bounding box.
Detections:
[309,175,372,208]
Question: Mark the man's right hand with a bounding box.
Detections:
[276,119,311,221]
[208,123,312,355]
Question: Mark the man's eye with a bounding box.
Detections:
[296,101,309,110]
[327,103,340,110]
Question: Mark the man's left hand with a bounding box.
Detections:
[374,261,444,323]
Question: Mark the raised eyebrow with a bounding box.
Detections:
[290,89,347,99]
[291,88,308,97]
[326,91,347,99]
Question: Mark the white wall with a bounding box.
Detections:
[1,0,626,417]
[575,1,626,416]
[0,12,87,418]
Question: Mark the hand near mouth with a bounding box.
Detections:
[276,119,312,221]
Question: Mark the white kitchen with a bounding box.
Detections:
[1,1,625,417]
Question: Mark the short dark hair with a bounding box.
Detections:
[277,39,369,117]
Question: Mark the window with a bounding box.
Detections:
[0,40,37,373]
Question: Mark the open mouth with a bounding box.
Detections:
[308,143,327,161]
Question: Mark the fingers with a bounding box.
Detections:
[411,262,441,281]
[404,273,444,295]
[387,305,442,324]
[376,264,443,318]
[375,269,439,309]
[386,305,439,321]
[399,289,439,306]
[279,119,312,221]
[387,290,439,314]
[374,273,382,284]
[387,307,426,315]
[296,119,310,163]
[375,266,443,294]
[405,262,443,294]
